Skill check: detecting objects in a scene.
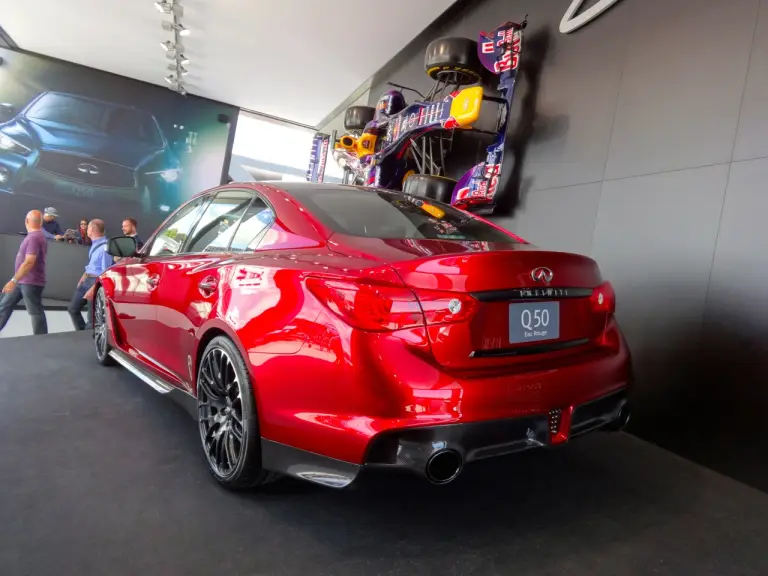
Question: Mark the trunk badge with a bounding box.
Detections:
[531,267,554,284]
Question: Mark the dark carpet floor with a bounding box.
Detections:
[2,332,768,576]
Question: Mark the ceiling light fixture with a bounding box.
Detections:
[165,52,190,65]
[167,63,188,75]
[162,21,191,36]
[154,0,183,16]
[157,0,190,96]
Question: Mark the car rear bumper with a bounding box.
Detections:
[261,388,629,488]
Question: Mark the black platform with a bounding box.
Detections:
[12,297,69,311]
[2,332,768,576]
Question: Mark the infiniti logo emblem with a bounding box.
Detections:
[77,163,99,175]
[531,267,554,284]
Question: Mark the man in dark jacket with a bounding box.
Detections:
[42,207,64,240]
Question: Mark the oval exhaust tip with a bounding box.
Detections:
[618,406,631,429]
[426,450,463,484]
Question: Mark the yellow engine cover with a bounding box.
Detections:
[335,132,378,159]
[449,86,484,128]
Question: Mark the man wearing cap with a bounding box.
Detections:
[68,219,112,330]
[0,210,48,335]
[42,207,65,241]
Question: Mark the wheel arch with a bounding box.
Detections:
[193,320,254,396]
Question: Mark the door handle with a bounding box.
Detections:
[198,276,218,297]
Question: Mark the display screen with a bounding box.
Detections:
[0,47,237,236]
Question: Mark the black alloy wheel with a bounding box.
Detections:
[93,287,115,366]
[196,336,275,489]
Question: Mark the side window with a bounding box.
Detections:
[185,190,253,253]
[229,196,276,253]
[147,196,208,257]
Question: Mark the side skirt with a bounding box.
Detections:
[109,349,360,487]
[109,349,197,418]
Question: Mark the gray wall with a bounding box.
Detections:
[370,0,768,490]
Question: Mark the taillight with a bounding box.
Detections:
[413,289,478,325]
[590,281,616,315]
[306,278,423,332]
[306,278,478,332]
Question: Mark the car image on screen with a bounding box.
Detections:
[0,91,182,212]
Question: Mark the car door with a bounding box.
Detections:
[151,188,258,391]
[122,194,210,374]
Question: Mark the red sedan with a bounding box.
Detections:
[94,182,632,489]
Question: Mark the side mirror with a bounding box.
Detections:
[107,236,138,258]
[0,103,15,122]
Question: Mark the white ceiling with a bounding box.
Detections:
[0,0,455,126]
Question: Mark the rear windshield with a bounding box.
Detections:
[290,187,521,243]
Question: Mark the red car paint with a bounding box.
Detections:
[99,182,631,470]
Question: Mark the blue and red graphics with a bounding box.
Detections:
[306,18,526,215]
[452,20,525,212]
[306,132,330,183]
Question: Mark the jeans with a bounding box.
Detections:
[68,276,96,331]
[0,283,48,335]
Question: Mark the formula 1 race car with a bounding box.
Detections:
[306,18,527,215]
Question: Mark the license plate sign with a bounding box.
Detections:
[509,301,560,344]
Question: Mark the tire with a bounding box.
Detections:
[403,174,457,204]
[425,37,484,85]
[197,336,277,490]
[93,286,115,366]
[344,105,376,131]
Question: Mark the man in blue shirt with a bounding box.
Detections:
[68,219,113,330]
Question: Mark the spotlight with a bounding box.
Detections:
[162,21,191,36]
[167,63,188,75]
[165,74,177,85]
[176,85,188,96]
[160,40,174,51]
[173,53,190,65]
[154,0,182,16]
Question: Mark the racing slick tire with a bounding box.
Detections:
[344,106,376,131]
[425,37,483,85]
[403,174,457,205]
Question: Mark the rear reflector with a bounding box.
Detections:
[413,289,478,325]
[306,277,479,332]
[590,281,616,315]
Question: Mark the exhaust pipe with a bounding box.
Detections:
[615,405,631,430]
[425,449,463,485]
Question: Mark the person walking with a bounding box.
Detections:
[0,210,49,335]
[68,219,112,331]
